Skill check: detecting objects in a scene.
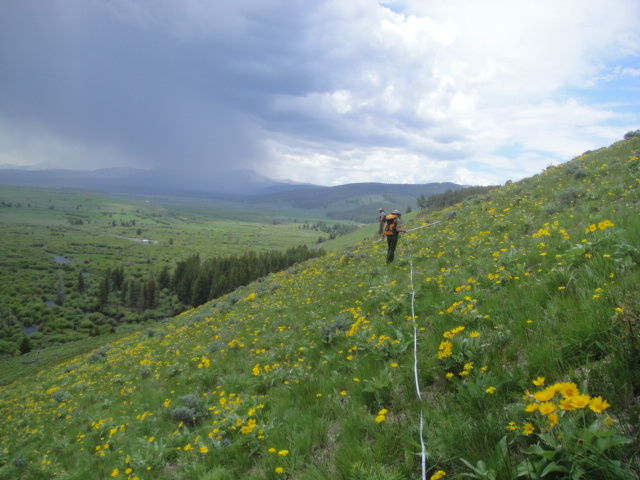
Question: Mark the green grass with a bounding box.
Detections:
[1,138,640,479]
[0,326,146,387]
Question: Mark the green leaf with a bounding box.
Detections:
[516,458,544,479]
[540,461,569,476]
[524,444,556,461]
[487,435,514,474]
[596,434,631,453]
[458,458,499,480]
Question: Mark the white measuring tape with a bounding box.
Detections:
[406,220,442,232]
[406,233,427,480]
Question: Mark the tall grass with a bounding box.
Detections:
[1,138,639,479]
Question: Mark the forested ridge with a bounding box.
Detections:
[417,184,497,210]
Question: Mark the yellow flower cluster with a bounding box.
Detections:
[442,298,477,315]
[585,219,614,233]
[437,326,465,359]
[517,379,611,430]
[437,340,453,359]
[443,326,465,338]
[375,409,388,423]
[240,418,257,434]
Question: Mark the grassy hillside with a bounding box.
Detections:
[1,138,639,479]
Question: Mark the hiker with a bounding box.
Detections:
[377,208,386,238]
[384,210,406,264]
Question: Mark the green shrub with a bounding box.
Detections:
[169,393,208,426]
[320,314,352,344]
[86,345,110,363]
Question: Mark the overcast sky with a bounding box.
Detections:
[1,0,638,187]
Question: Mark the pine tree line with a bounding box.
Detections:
[417,185,497,210]
[86,245,323,317]
[96,266,156,313]
[299,221,357,238]
[171,245,324,307]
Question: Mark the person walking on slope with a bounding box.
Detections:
[383,210,406,264]
[377,208,386,238]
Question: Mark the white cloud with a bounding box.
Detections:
[260,0,640,184]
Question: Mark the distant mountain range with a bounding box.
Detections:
[0,166,465,222]
[0,167,315,196]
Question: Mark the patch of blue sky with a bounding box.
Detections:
[465,157,540,182]
[379,2,406,14]
[561,60,640,117]
[493,144,527,159]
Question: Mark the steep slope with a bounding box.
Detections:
[1,138,639,479]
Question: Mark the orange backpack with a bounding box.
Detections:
[383,214,397,235]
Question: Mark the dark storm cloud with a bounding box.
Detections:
[0,0,321,175]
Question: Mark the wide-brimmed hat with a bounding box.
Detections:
[392,210,401,215]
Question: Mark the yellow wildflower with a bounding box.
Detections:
[538,401,556,415]
[570,394,591,409]
[589,396,611,413]
[430,471,446,480]
[558,397,574,411]
[556,382,579,398]
[533,386,556,402]
[532,377,545,386]
[524,403,539,413]
[506,422,519,431]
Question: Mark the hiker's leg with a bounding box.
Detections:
[386,235,398,263]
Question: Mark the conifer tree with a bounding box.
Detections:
[55,275,65,306]
[76,271,85,294]
[158,266,171,290]
[19,336,32,355]
[146,280,156,309]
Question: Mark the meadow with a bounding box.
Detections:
[0,186,354,357]
[0,136,639,479]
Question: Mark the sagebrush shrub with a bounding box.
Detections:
[86,346,110,363]
[320,314,352,344]
[169,393,208,426]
